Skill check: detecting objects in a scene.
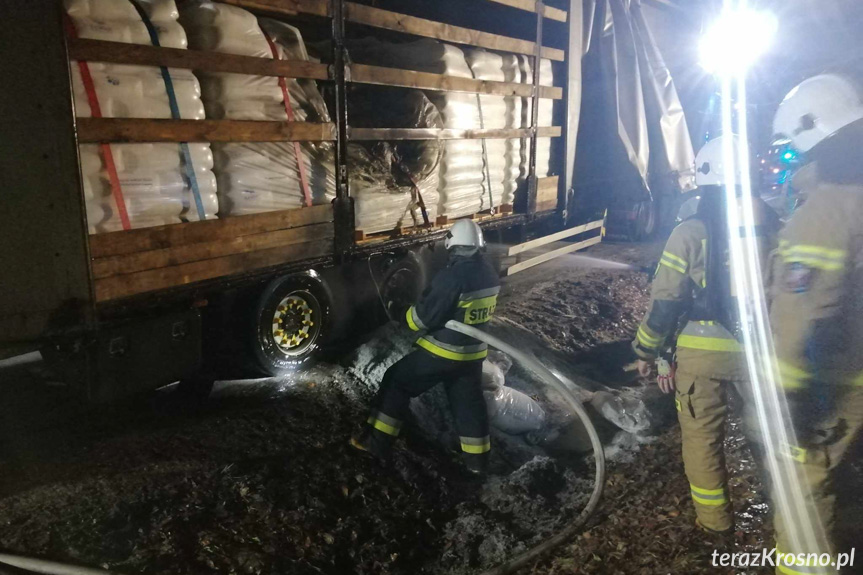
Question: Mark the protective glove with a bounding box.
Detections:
[656,357,676,395]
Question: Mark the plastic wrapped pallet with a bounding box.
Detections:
[348,87,443,234]
[179,1,335,216]
[515,56,555,178]
[347,38,487,219]
[465,49,519,209]
[66,0,219,233]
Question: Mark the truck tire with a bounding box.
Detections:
[630,199,656,241]
[377,252,425,321]
[248,274,330,376]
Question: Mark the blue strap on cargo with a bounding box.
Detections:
[128,0,207,222]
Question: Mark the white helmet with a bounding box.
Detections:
[445,219,485,250]
[695,135,741,187]
[773,74,863,153]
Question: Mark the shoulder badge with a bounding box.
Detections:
[784,262,815,293]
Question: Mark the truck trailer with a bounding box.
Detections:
[0,0,686,402]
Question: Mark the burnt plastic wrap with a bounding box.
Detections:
[481,354,547,435]
[348,86,443,233]
[347,38,486,218]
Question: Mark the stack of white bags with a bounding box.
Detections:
[180,1,336,216]
[66,0,219,233]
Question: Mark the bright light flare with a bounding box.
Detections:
[699,9,778,75]
[716,0,830,562]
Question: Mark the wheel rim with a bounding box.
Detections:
[270,291,321,356]
[383,267,419,312]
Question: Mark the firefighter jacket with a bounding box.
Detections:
[633,197,779,361]
[405,252,501,361]
[769,180,863,392]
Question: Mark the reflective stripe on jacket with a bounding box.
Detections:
[405,252,501,361]
[632,197,778,360]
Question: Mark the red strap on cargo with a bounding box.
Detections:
[63,14,131,231]
[262,31,313,208]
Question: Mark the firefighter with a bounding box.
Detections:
[632,135,780,535]
[351,219,500,475]
[769,73,863,572]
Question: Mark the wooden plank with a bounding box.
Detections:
[345,3,565,61]
[67,39,330,80]
[536,175,559,202]
[89,204,333,259]
[77,118,336,144]
[219,0,329,17]
[94,239,333,302]
[535,199,556,212]
[350,63,562,99]
[92,222,333,279]
[482,0,568,21]
[506,235,602,276]
[507,218,603,255]
[348,126,561,140]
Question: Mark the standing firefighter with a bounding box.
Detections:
[351,220,500,475]
[632,135,780,534]
[769,74,863,572]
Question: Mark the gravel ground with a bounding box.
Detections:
[0,240,860,575]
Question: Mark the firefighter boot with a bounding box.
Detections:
[350,426,394,463]
[462,451,489,477]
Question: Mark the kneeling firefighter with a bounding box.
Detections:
[769,73,863,573]
[351,219,500,475]
[632,135,780,534]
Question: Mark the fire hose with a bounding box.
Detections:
[444,321,605,575]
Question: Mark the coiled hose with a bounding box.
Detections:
[444,321,606,575]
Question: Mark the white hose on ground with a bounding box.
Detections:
[0,554,127,575]
[444,320,606,575]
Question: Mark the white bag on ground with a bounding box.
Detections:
[481,358,546,435]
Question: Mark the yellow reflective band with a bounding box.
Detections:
[406,306,421,332]
[416,338,488,361]
[776,360,812,390]
[853,371,863,387]
[780,242,847,271]
[637,325,663,345]
[675,398,681,412]
[690,484,725,496]
[459,295,498,325]
[677,334,743,352]
[659,254,687,275]
[662,251,688,269]
[637,331,661,351]
[367,416,401,437]
[690,484,727,506]
[460,441,491,454]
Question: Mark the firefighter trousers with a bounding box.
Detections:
[674,348,756,532]
[365,349,490,458]
[773,385,863,574]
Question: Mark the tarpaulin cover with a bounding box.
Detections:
[574,0,695,215]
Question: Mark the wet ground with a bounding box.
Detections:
[0,241,860,575]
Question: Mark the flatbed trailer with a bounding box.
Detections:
[0,0,602,401]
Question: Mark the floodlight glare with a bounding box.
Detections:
[699,9,778,75]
